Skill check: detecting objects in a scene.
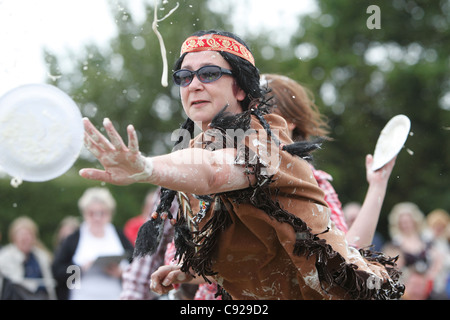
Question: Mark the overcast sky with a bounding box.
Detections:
[0,0,317,97]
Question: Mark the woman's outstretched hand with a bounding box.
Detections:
[79,118,153,185]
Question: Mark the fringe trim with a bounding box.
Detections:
[177,196,233,283]
[174,107,404,299]
[177,159,404,299]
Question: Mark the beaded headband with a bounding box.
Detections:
[180,34,255,66]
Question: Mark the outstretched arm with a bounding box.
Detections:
[79,118,255,195]
[345,154,396,248]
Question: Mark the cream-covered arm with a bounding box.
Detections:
[79,118,255,195]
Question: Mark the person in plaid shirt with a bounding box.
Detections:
[120,188,178,300]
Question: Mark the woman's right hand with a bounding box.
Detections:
[79,118,153,185]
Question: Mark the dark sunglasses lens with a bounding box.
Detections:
[173,70,193,87]
[198,66,222,83]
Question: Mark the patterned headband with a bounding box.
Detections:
[180,34,255,66]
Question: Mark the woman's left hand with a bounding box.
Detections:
[150,264,194,295]
[80,118,152,185]
[366,154,396,186]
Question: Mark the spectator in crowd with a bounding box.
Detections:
[423,208,450,299]
[383,202,444,299]
[401,267,432,300]
[0,216,56,299]
[52,187,133,300]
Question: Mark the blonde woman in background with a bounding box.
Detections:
[423,208,450,299]
[0,216,56,299]
[385,202,430,270]
[384,202,444,299]
[52,187,133,300]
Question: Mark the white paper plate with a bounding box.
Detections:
[372,114,411,171]
[0,83,83,182]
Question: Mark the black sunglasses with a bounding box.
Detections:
[173,65,233,87]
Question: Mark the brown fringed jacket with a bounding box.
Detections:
[172,112,404,300]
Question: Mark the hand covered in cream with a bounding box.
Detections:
[79,118,153,185]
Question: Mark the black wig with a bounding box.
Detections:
[173,30,263,111]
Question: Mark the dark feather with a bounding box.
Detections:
[133,216,164,258]
[133,188,177,257]
[282,139,324,161]
[209,105,251,132]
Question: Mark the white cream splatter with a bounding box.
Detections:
[152,0,179,87]
[128,157,154,182]
[10,177,23,188]
[303,269,321,293]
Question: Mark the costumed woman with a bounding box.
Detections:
[80,30,404,300]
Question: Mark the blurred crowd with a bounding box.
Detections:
[1,186,449,300]
[0,187,134,300]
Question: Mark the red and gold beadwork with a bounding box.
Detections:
[180,34,255,66]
